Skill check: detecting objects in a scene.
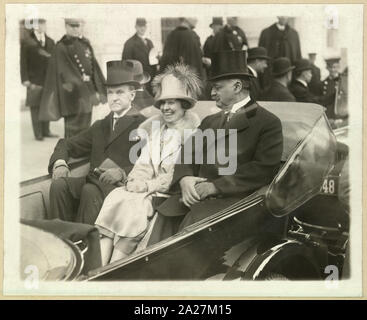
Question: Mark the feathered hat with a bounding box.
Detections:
[152,63,203,109]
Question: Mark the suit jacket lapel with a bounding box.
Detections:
[134,34,149,54]
[106,107,141,148]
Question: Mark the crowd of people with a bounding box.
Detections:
[19,15,348,266]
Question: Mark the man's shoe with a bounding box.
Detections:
[44,132,59,138]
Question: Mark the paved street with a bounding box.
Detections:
[20,109,64,181]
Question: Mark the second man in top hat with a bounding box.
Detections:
[149,50,283,245]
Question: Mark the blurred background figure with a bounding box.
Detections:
[122,18,156,95]
[260,57,295,102]
[39,18,106,138]
[247,46,270,100]
[20,18,57,141]
[159,17,204,80]
[212,16,249,52]
[259,16,302,88]
[321,54,342,121]
[308,52,322,95]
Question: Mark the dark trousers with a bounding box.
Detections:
[49,176,108,225]
[64,112,92,139]
[30,105,50,139]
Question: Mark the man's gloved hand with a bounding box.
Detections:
[126,179,148,193]
[179,176,207,207]
[195,182,219,200]
[99,168,126,185]
[52,166,70,180]
[62,82,74,92]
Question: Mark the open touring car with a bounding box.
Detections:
[19,101,349,281]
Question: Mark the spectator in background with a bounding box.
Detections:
[289,58,335,105]
[212,16,249,53]
[122,18,156,94]
[247,47,270,100]
[39,18,106,138]
[160,17,204,80]
[260,57,296,102]
[321,55,342,120]
[308,52,322,95]
[20,18,57,141]
[259,16,302,88]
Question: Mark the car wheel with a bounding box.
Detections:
[263,272,290,281]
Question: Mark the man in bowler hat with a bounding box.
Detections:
[48,60,146,224]
[247,47,270,100]
[289,58,335,105]
[20,18,57,141]
[261,57,296,102]
[148,50,283,245]
[122,18,156,94]
[40,18,107,138]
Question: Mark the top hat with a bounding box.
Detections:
[209,50,254,81]
[136,18,147,27]
[293,58,312,73]
[105,60,141,88]
[272,57,295,77]
[247,47,271,61]
[124,59,151,84]
[210,17,223,28]
[153,63,202,108]
[64,18,84,26]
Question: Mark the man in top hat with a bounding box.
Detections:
[160,17,204,80]
[149,50,283,245]
[321,55,342,120]
[247,47,270,100]
[39,18,107,139]
[289,58,335,105]
[122,18,156,94]
[260,57,296,102]
[308,52,322,95]
[47,60,146,225]
[20,18,57,141]
[212,17,249,53]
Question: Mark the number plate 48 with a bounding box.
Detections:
[321,176,339,195]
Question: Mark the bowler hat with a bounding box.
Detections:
[210,17,223,28]
[272,57,295,77]
[209,50,254,81]
[247,47,271,61]
[124,59,151,84]
[136,18,147,27]
[105,60,140,88]
[293,58,312,73]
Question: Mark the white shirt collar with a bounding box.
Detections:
[113,106,131,119]
[247,65,258,78]
[34,31,45,43]
[296,79,308,87]
[276,23,286,31]
[230,96,251,114]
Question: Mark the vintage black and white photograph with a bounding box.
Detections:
[3,3,363,297]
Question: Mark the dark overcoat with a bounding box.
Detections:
[160,26,204,78]
[248,68,262,101]
[260,81,296,102]
[122,33,154,78]
[258,23,301,63]
[20,31,55,106]
[152,101,283,237]
[321,75,339,119]
[309,64,322,95]
[48,107,146,196]
[289,80,334,105]
[39,35,107,121]
[212,25,248,52]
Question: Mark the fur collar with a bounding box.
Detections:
[138,110,201,142]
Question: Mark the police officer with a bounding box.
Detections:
[40,18,107,138]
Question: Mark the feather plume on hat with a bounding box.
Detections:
[152,63,203,108]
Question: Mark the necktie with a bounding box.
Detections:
[112,117,119,131]
[226,111,235,122]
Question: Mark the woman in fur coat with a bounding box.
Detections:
[95,63,203,265]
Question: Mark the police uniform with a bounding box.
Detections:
[40,30,106,138]
[321,75,339,120]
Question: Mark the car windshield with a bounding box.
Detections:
[259,102,337,217]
